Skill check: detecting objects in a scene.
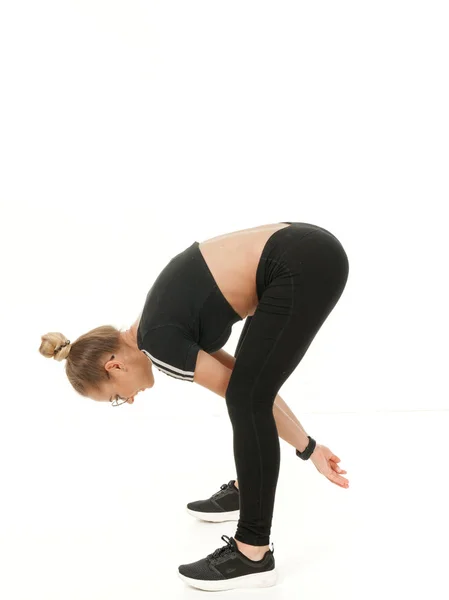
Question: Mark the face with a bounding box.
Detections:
[88,343,155,406]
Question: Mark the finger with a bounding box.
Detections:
[328,471,349,487]
[330,455,341,463]
[330,462,347,475]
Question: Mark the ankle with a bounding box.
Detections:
[235,539,269,560]
[234,479,239,490]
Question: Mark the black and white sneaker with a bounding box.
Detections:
[186,480,240,522]
[178,534,277,591]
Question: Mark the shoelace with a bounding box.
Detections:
[207,535,235,562]
[207,535,275,562]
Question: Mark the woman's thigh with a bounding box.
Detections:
[227,230,349,403]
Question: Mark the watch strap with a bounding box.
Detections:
[296,436,316,460]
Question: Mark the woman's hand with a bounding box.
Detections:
[310,444,349,488]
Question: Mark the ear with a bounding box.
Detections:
[105,357,122,372]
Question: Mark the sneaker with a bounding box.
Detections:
[178,534,277,591]
[186,480,240,522]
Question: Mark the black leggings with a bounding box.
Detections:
[227,222,349,546]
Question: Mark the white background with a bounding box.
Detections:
[1,1,448,598]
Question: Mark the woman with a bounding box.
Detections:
[39,221,350,592]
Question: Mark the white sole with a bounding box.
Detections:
[178,568,278,591]
[185,507,240,522]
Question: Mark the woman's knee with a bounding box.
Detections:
[225,380,246,410]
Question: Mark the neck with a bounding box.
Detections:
[121,328,137,349]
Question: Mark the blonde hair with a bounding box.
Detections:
[39,326,121,396]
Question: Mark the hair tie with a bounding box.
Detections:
[55,340,71,353]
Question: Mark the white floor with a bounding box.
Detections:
[1,410,447,600]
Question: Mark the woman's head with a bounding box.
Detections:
[39,325,154,405]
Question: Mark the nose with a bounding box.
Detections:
[127,387,146,404]
[128,390,140,404]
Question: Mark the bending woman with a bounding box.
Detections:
[39,221,350,592]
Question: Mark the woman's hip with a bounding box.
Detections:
[256,222,349,302]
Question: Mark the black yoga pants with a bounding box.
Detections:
[226,221,349,546]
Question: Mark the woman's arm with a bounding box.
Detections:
[211,348,310,452]
[206,349,348,487]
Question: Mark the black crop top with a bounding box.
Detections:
[136,241,243,382]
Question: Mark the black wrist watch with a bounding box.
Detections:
[296,436,316,460]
